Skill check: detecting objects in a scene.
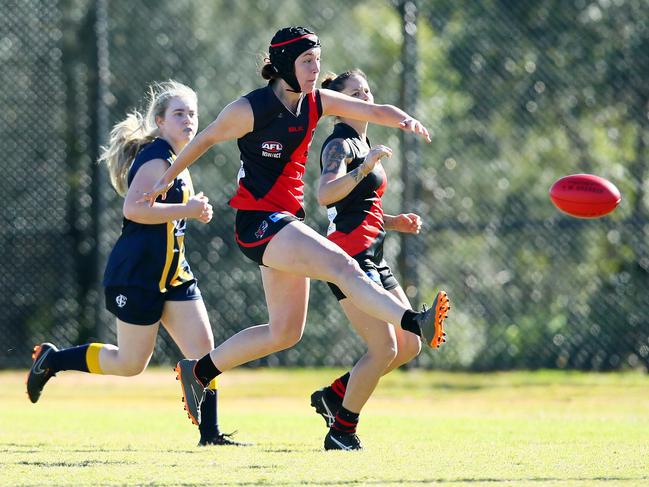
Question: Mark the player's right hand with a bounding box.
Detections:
[361,145,392,175]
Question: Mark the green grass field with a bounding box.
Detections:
[2,368,648,486]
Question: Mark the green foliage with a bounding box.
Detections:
[415,0,649,370]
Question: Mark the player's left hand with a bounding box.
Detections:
[392,213,422,234]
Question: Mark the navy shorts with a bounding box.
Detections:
[104,279,202,325]
[235,210,299,265]
[328,256,399,301]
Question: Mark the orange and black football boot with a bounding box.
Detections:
[416,291,451,348]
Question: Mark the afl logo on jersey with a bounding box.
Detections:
[262,141,283,158]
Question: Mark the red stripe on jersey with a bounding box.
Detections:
[292,91,321,164]
[328,197,385,257]
[230,91,321,216]
[230,179,303,214]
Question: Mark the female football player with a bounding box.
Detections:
[140,27,450,450]
[26,81,241,446]
[309,69,430,450]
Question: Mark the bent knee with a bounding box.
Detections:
[396,335,422,363]
[118,359,149,377]
[182,336,215,358]
[368,337,399,365]
[268,324,304,351]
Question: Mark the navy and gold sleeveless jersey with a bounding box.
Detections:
[320,123,387,259]
[103,138,194,293]
[229,85,323,218]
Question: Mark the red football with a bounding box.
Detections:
[549,174,621,218]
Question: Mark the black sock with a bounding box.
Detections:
[199,388,219,438]
[400,309,422,337]
[331,406,360,434]
[194,354,220,387]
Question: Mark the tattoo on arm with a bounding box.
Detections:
[321,139,351,176]
[349,167,364,183]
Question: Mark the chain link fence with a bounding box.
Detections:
[2,0,648,370]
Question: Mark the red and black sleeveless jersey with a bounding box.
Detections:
[320,123,387,259]
[103,138,194,293]
[229,85,323,218]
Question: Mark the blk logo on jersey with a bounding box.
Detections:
[255,220,269,239]
[288,125,304,133]
[262,141,283,158]
[115,294,127,308]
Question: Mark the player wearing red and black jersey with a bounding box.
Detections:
[231,84,322,217]
[320,121,395,299]
[310,70,430,451]
[230,84,323,263]
[141,27,450,452]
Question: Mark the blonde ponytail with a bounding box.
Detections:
[99,111,155,196]
[98,80,197,196]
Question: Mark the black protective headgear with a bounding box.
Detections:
[269,26,320,93]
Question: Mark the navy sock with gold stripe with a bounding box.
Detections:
[48,343,105,374]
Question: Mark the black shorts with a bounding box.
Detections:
[234,210,299,265]
[105,279,202,325]
[328,256,399,301]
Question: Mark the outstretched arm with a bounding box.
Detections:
[320,89,431,143]
[139,97,253,205]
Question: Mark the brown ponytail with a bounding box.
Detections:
[261,57,281,81]
[320,69,367,92]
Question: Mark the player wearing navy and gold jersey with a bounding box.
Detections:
[26,81,242,446]
[141,27,450,451]
[103,137,195,304]
[310,70,426,450]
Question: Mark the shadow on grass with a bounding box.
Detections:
[160,476,649,486]
[14,460,133,467]
[396,380,614,393]
[257,447,319,453]
[0,443,208,455]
